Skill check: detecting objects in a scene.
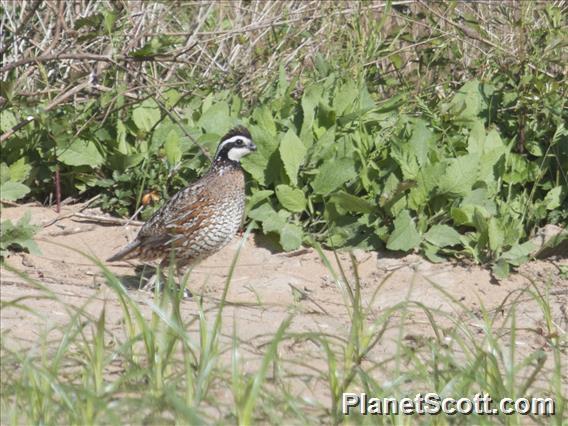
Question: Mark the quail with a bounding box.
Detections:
[107,126,256,284]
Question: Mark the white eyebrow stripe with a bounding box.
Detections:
[221,135,251,146]
[215,135,252,156]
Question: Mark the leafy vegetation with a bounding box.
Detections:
[0,211,40,259]
[1,3,566,423]
[1,2,566,271]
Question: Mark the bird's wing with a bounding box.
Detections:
[137,177,212,247]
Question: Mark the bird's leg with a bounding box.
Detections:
[140,267,163,293]
[177,265,193,299]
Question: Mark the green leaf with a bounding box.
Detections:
[408,119,433,166]
[329,191,374,214]
[279,130,306,186]
[275,185,306,212]
[8,158,31,182]
[311,157,357,195]
[390,141,420,180]
[451,207,474,226]
[0,181,30,201]
[116,120,128,154]
[252,106,276,136]
[488,218,504,252]
[0,110,18,132]
[386,210,421,252]
[57,139,104,167]
[424,224,462,248]
[492,259,510,279]
[333,80,358,115]
[317,102,336,129]
[500,241,536,266]
[132,99,160,132]
[0,211,41,257]
[103,10,117,33]
[445,79,485,122]
[263,211,288,234]
[198,101,232,134]
[241,127,279,186]
[0,163,9,183]
[467,120,486,154]
[544,186,563,210]
[423,243,445,263]
[437,153,480,197]
[248,203,289,234]
[300,85,323,142]
[280,223,303,251]
[247,190,274,213]
[164,129,181,165]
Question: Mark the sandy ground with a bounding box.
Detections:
[1,204,567,405]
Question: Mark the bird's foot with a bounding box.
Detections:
[140,273,192,299]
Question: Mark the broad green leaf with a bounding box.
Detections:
[164,129,181,165]
[263,211,288,234]
[132,99,160,132]
[526,140,543,156]
[252,106,276,136]
[279,130,306,186]
[116,120,128,154]
[8,158,31,182]
[437,153,480,197]
[103,10,117,33]
[275,185,306,212]
[386,210,421,252]
[0,110,18,132]
[247,190,274,213]
[311,157,357,195]
[241,127,279,186]
[500,241,537,265]
[0,163,9,183]
[544,186,563,210]
[280,223,303,251]
[317,102,336,129]
[408,119,433,166]
[423,243,445,263]
[0,211,41,256]
[198,101,232,134]
[409,162,444,210]
[492,259,510,279]
[445,79,485,122]
[57,139,104,167]
[451,207,474,226]
[248,203,289,234]
[300,85,323,142]
[391,141,420,180]
[488,218,504,252]
[333,80,358,115]
[329,191,374,214]
[424,224,462,248]
[0,181,30,201]
[467,120,486,154]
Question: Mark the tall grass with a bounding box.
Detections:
[1,243,565,424]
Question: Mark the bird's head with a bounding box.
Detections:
[213,126,256,164]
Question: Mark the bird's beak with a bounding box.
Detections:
[250,143,257,151]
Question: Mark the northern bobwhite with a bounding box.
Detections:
[107,126,256,274]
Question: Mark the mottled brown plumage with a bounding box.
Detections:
[107,126,256,269]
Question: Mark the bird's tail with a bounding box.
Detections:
[107,240,142,262]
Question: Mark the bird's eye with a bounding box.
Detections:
[236,139,244,145]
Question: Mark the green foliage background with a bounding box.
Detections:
[1,1,567,272]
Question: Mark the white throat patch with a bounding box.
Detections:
[227,146,252,162]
